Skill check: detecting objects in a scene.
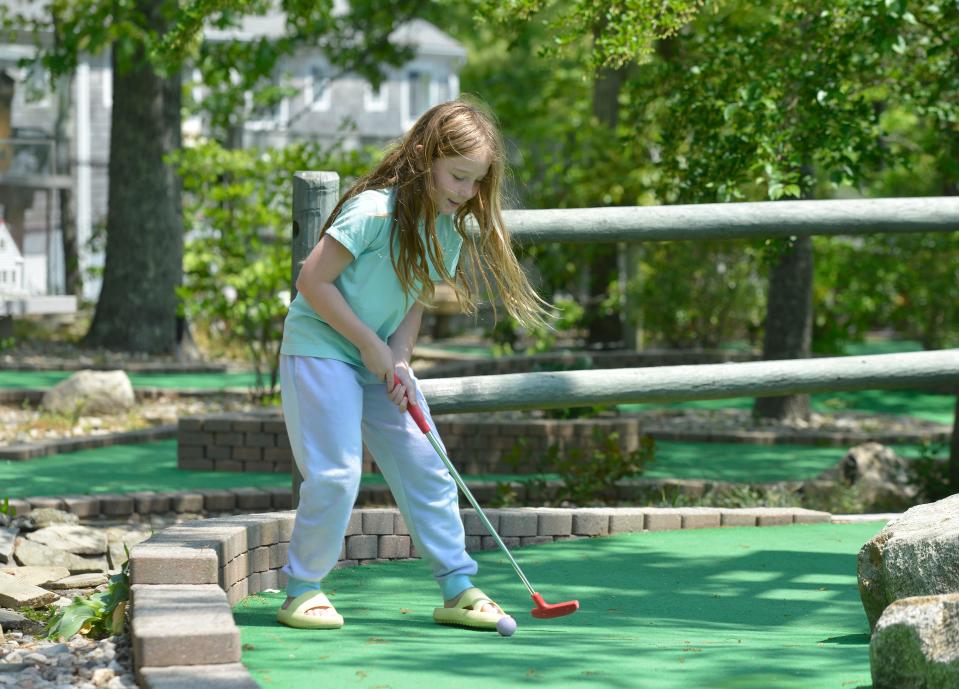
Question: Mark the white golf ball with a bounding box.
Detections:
[496,616,517,637]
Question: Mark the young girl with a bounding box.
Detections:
[276,99,550,631]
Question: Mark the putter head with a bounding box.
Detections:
[530,593,580,619]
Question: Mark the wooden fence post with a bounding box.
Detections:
[290,171,339,508]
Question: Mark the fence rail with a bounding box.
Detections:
[417,349,959,414]
[490,197,959,244]
[289,173,959,500]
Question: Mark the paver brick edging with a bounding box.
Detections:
[0,424,178,461]
[5,486,294,520]
[128,505,830,687]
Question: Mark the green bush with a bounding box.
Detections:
[46,554,130,640]
[172,139,376,398]
[498,429,655,506]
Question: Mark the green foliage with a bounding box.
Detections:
[632,239,765,348]
[172,139,375,397]
[473,0,706,68]
[908,440,953,503]
[499,430,655,506]
[46,555,130,641]
[0,496,15,517]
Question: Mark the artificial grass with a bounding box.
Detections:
[618,388,955,425]
[0,438,935,500]
[234,521,884,689]
[0,370,260,390]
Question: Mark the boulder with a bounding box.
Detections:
[820,442,918,512]
[858,494,959,629]
[870,593,959,689]
[41,369,135,415]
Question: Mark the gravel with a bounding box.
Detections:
[0,631,137,689]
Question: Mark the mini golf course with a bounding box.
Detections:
[233,521,883,689]
[0,436,939,499]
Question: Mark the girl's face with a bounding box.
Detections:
[429,151,491,215]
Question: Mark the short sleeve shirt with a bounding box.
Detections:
[281,187,462,376]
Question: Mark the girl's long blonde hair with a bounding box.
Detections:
[321,98,551,330]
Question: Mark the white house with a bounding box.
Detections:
[0,4,466,304]
[0,219,25,295]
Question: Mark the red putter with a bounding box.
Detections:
[396,375,580,620]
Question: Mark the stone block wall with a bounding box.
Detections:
[177,411,645,475]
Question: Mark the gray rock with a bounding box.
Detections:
[41,370,134,415]
[28,508,78,529]
[13,538,108,574]
[10,514,38,532]
[870,593,959,689]
[1,565,71,587]
[0,608,43,634]
[0,576,59,609]
[820,442,919,512]
[0,526,15,564]
[25,525,108,556]
[858,494,959,629]
[46,572,109,590]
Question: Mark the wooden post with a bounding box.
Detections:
[950,391,959,493]
[290,171,339,508]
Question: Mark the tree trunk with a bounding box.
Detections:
[55,74,79,297]
[585,58,627,348]
[753,235,814,421]
[950,392,959,491]
[84,2,182,354]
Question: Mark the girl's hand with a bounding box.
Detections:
[359,339,395,385]
[389,363,416,412]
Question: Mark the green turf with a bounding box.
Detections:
[618,388,955,425]
[0,438,939,499]
[0,370,260,390]
[234,521,883,689]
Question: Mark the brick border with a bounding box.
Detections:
[0,424,178,461]
[4,486,295,519]
[176,410,950,475]
[128,505,830,687]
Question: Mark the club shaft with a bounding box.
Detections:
[423,430,537,597]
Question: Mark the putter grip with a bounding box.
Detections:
[394,374,431,434]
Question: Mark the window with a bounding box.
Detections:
[245,81,290,131]
[364,80,388,112]
[305,66,331,112]
[407,71,432,118]
[102,68,112,108]
[13,65,51,108]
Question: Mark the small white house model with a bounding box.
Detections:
[0,218,25,295]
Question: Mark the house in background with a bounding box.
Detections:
[0,5,466,306]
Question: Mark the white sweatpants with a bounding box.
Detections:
[279,355,478,599]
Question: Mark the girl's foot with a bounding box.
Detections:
[443,588,502,615]
[277,591,344,629]
[282,595,339,618]
[434,587,507,630]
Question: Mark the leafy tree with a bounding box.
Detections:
[173,140,375,397]
[0,0,426,354]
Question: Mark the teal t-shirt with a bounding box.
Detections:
[281,187,462,377]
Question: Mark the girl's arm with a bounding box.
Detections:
[386,300,425,410]
[295,235,396,388]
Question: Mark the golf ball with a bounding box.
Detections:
[496,616,517,637]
